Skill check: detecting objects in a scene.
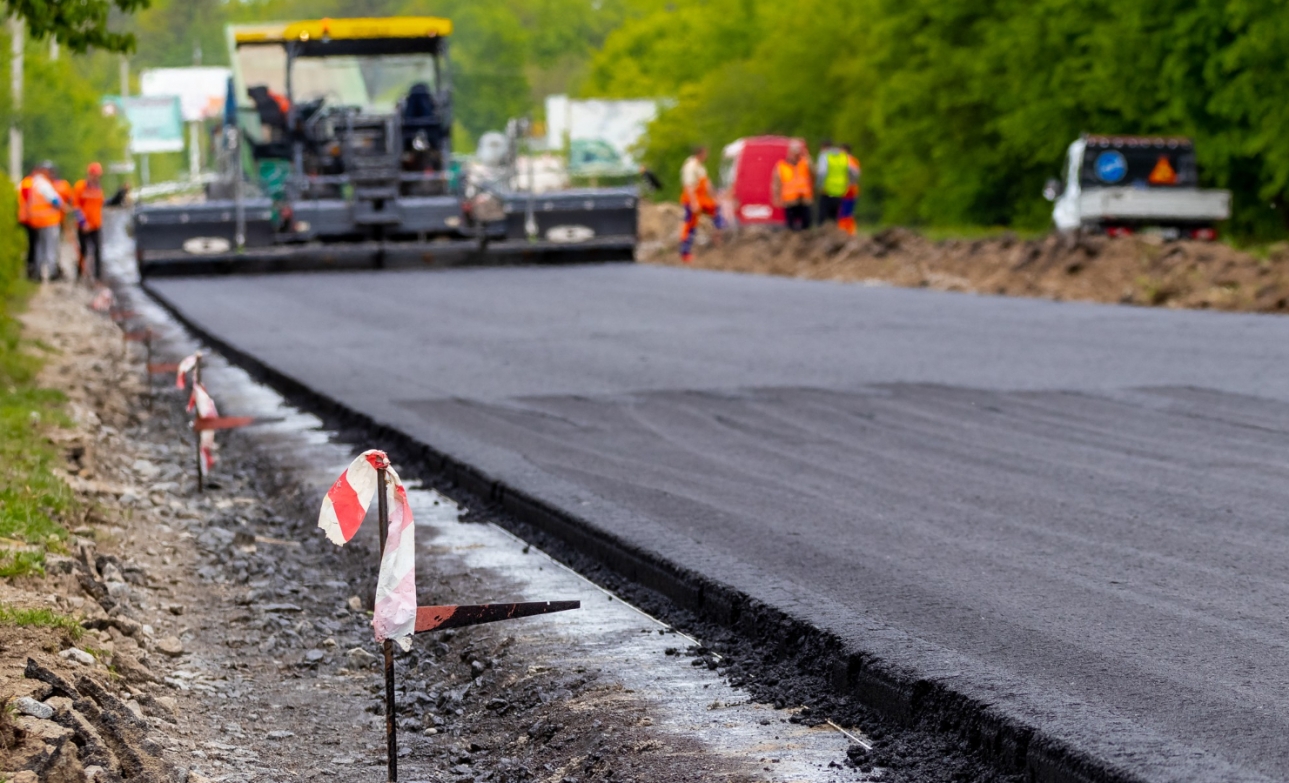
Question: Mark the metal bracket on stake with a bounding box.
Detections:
[191,354,204,493]
[146,360,180,408]
[192,416,259,432]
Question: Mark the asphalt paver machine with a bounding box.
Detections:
[134,17,639,276]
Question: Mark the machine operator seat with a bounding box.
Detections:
[401,83,443,161]
[246,85,293,160]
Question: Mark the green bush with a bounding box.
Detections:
[0,172,74,576]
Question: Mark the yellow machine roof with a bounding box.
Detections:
[232,17,452,46]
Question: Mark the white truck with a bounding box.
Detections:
[1044,135,1231,239]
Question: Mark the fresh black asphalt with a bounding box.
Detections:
[149,265,1289,782]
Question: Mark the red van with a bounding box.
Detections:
[719,136,809,227]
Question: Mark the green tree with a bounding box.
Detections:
[131,0,228,67]
[588,0,1289,238]
[4,0,150,53]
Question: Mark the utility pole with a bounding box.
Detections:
[48,36,56,62]
[119,55,128,97]
[8,16,22,183]
[189,122,200,181]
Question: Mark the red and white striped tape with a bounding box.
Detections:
[188,383,219,473]
[89,288,115,312]
[318,450,417,648]
[176,352,200,390]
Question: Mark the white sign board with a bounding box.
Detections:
[103,96,185,154]
[141,67,231,122]
[546,95,663,166]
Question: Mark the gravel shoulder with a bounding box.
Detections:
[0,253,929,781]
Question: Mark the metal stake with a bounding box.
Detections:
[193,354,204,493]
[377,466,398,782]
[145,334,153,408]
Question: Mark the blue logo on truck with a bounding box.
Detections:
[1095,151,1127,184]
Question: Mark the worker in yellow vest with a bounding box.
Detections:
[771,140,814,231]
[817,139,860,226]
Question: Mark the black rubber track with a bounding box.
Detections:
[146,265,1289,783]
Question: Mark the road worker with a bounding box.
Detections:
[817,139,861,226]
[23,161,67,282]
[16,170,37,279]
[679,145,725,264]
[73,163,106,282]
[772,140,813,231]
[836,144,862,236]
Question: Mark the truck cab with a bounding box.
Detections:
[1046,135,1230,239]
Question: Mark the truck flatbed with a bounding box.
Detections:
[1078,187,1230,224]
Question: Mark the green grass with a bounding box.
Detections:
[0,288,75,577]
[0,173,76,578]
[917,224,1049,242]
[0,603,83,640]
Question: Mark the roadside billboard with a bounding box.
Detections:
[140,67,232,123]
[102,96,185,154]
[545,95,664,168]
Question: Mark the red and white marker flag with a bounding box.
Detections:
[318,451,417,648]
[89,287,115,312]
[188,383,219,473]
[175,352,200,390]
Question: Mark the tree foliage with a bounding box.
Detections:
[589,0,1289,239]
[0,26,129,180]
[4,0,149,53]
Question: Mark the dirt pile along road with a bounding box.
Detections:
[639,203,1289,312]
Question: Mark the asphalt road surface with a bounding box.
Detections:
[149,265,1289,782]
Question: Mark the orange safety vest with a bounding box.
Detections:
[73,180,104,230]
[25,176,64,229]
[682,176,716,212]
[778,158,813,203]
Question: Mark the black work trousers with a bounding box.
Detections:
[785,203,812,231]
[24,224,37,280]
[78,229,102,281]
[819,195,844,224]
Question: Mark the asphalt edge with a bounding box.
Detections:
[141,278,1146,783]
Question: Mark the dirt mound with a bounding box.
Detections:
[639,204,1289,312]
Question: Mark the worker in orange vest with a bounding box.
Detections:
[16,170,37,279]
[679,145,725,264]
[73,163,106,281]
[23,161,68,281]
[771,140,813,231]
